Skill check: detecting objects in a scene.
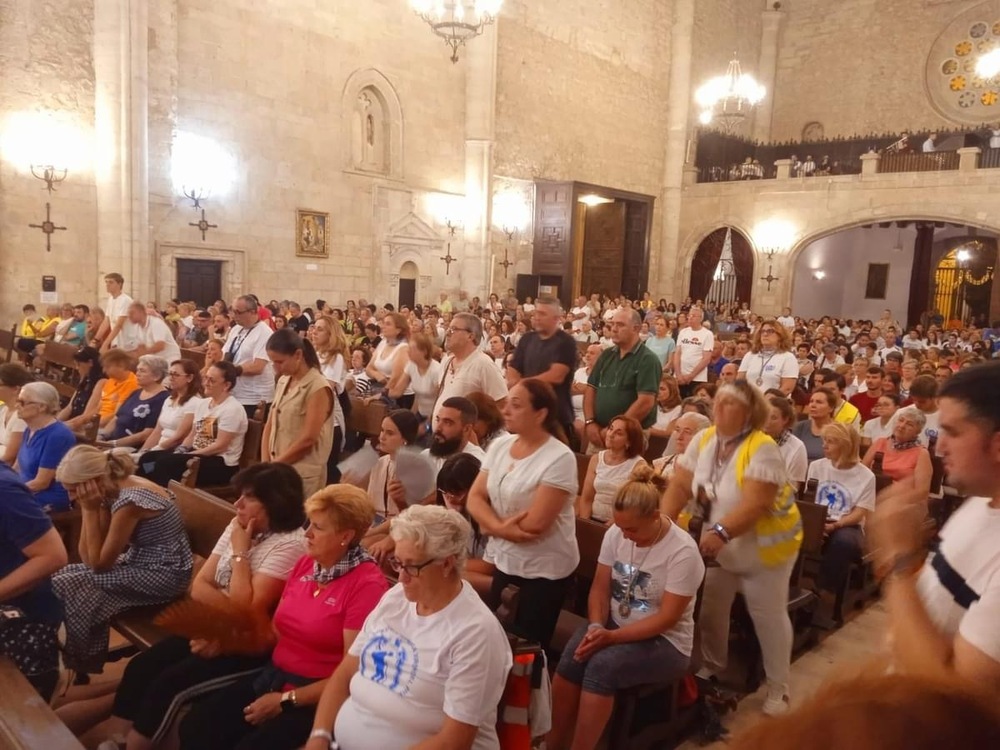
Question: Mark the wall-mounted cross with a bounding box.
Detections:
[189,209,218,241]
[760,268,780,291]
[28,203,67,252]
[440,244,456,275]
[497,249,514,277]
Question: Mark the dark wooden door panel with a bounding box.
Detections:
[176,259,222,308]
[580,202,626,299]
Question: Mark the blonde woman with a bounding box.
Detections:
[52,446,192,676]
[662,381,801,716]
[806,423,876,627]
[310,314,350,479]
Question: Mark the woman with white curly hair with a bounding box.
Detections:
[306,504,513,750]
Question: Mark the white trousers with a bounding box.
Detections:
[697,554,796,695]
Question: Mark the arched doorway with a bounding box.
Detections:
[399,261,418,310]
[932,241,996,327]
[689,227,755,308]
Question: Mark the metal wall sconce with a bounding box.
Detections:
[183,186,206,210]
[31,164,68,194]
[760,248,781,291]
[181,186,217,240]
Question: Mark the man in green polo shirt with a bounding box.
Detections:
[582,307,661,451]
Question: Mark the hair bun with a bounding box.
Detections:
[629,461,667,492]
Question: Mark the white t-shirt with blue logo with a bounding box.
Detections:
[805,459,876,523]
[335,581,512,750]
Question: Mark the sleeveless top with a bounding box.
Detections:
[372,340,413,395]
[268,368,334,497]
[591,453,645,522]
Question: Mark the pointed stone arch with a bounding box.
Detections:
[342,68,404,179]
[688,227,755,307]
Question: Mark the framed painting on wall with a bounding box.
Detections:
[865,263,889,299]
[296,209,329,258]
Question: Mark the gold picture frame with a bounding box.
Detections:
[296,209,329,258]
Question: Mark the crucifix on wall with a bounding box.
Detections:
[28,203,67,252]
[189,209,218,241]
[440,244,456,275]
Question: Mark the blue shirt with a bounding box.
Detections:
[110,389,169,441]
[0,464,63,624]
[17,421,76,512]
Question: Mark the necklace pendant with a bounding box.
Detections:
[755,377,764,386]
[618,602,632,618]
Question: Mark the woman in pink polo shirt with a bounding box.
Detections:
[179,484,388,750]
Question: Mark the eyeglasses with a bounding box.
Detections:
[387,555,440,578]
[446,327,471,335]
[759,328,777,334]
[15,400,43,408]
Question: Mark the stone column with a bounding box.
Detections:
[462,23,498,299]
[752,7,785,143]
[860,150,880,178]
[957,146,981,172]
[657,0,695,300]
[93,0,150,302]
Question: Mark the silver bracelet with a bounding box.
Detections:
[308,728,336,748]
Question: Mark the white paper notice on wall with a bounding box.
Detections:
[305,264,318,271]
[40,292,58,304]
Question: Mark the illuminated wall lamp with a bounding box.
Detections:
[813,270,826,280]
[578,194,614,207]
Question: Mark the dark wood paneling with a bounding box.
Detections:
[580,202,626,300]
[622,201,650,300]
[689,228,755,306]
[176,259,222,308]
[532,182,574,280]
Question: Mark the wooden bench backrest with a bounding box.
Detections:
[0,326,15,363]
[241,418,264,468]
[181,348,206,371]
[800,478,818,504]
[575,517,608,581]
[347,398,387,438]
[795,500,827,557]
[41,341,78,370]
[643,434,670,463]
[0,658,84,749]
[168,480,237,558]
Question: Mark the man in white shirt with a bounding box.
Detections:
[224,295,276,418]
[434,313,507,424]
[570,296,590,331]
[671,306,714,398]
[922,133,938,153]
[97,272,134,350]
[119,302,181,363]
[573,319,599,344]
[870,362,1000,689]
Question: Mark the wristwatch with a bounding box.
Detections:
[280,689,297,711]
[710,522,731,543]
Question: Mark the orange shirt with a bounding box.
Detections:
[99,372,139,419]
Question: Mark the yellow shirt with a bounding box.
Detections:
[99,372,139,418]
[833,400,861,427]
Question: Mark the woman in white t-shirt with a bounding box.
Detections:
[549,464,704,750]
[468,379,580,650]
[578,415,647,524]
[806,423,876,625]
[394,333,442,423]
[135,358,203,478]
[861,393,899,452]
[649,374,683,439]
[145,361,248,487]
[0,362,31,465]
[738,319,799,395]
[764,393,808,493]
[310,505,512,750]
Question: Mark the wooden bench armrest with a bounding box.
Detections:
[0,657,84,749]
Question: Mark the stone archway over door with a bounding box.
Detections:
[689,228,754,307]
[399,261,418,309]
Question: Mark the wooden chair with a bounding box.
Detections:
[0,325,15,364]
[346,398,387,439]
[0,657,84,749]
[111,482,236,650]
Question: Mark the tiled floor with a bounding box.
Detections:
[677,602,889,749]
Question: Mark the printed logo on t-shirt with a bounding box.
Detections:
[611,561,653,614]
[359,627,419,696]
[816,481,850,517]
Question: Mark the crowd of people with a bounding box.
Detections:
[1,276,999,749]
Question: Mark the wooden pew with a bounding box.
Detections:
[574,452,590,494]
[38,341,80,401]
[50,508,83,564]
[643,433,670,463]
[0,325,15,364]
[112,481,236,650]
[551,517,608,653]
[0,657,84,749]
[180,348,206,371]
[346,397,387,439]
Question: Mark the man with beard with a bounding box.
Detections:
[422,396,486,472]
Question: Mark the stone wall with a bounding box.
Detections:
[769,0,960,142]
[0,0,99,324]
